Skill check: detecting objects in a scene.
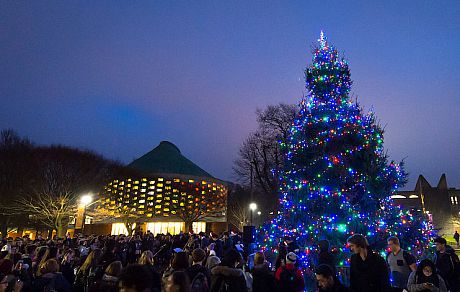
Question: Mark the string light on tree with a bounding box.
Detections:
[259,31,433,267]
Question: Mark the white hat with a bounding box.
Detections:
[1,244,10,252]
[286,252,297,264]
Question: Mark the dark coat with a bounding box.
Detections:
[88,274,118,292]
[211,239,224,258]
[350,250,390,292]
[435,251,460,291]
[318,281,353,292]
[251,263,276,292]
[33,272,72,292]
[186,264,211,287]
[210,265,248,292]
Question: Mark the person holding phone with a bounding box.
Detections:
[407,259,447,292]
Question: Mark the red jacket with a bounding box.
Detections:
[275,263,305,292]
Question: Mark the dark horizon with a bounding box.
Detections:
[1,1,459,190]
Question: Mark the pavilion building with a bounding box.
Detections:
[87,141,228,236]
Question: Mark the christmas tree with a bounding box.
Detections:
[260,32,432,266]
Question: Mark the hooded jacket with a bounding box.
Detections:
[210,265,248,292]
[251,262,276,292]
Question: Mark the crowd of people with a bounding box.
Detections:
[0,230,458,292]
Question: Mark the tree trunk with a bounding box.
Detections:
[184,221,193,233]
[0,215,9,238]
[55,216,67,238]
[124,220,135,236]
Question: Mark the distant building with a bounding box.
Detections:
[89,141,228,236]
[392,174,460,234]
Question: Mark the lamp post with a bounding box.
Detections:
[249,203,257,226]
[80,194,93,234]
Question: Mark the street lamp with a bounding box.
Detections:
[249,203,257,226]
[80,194,93,234]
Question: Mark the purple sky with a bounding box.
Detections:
[1,1,459,190]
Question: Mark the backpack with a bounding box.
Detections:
[212,275,229,292]
[279,267,301,292]
[191,272,209,292]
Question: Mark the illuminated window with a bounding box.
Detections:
[111,223,136,235]
[192,222,206,234]
[391,195,406,199]
[146,222,185,235]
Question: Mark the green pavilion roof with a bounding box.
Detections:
[128,141,214,179]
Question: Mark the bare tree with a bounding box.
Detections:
[175,187,227,232]
[233,103,297,214]
[228,199,249,231]
[0,129,34,236]
[90,206,141,236]
[15,146,121,237]
[227,184,253,231]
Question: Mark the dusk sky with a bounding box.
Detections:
[1,1,459,190]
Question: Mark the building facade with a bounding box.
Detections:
[90,141,228,236]
[392,174,460,235]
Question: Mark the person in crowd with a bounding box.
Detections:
[33,258,71,292]
[138,250,162,292]
[0,274,23,292]
[209,234,223,259]
[100,239,119,269]
[274,240,288,271]
[165,270,191,292]
[118,264,154,292]
[22,244,36,269]
[347,234,390,292]
[163,252,190,288]
[274,252,304,292]
[222,233,233,256]
[251,251,275,292]
[0,259,13,278]
[74,248,103,291]
[89,260,123,292]
[386,236,416,292]
[285,236,300,254]
[205,244,221,270]
[317,240,336,272]
[13,260,32,290]
[210,249,247,292]
[60,249,76,285]
[407,259,447,292]
[186,248,211,291]
[199,233,209,250]
[433,237,460,292]
[315,264,352,292]
[454,231,460,248]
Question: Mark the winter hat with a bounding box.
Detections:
[207,254,221,269]
[286,252,297,264]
